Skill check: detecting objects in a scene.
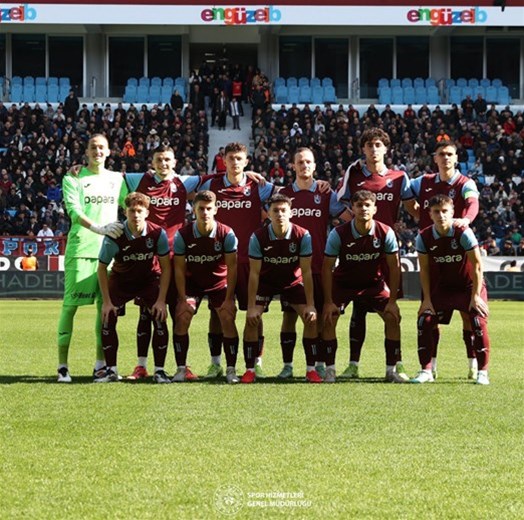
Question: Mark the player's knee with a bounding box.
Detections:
[417,312,436,333]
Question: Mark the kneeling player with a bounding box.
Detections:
[412,194,490,385]
[96,192,171,383]
[242,193,322,384]
[321,190,407,383]
[172,191,240,383]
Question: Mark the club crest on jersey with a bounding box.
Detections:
[214,241,222,252]
[289,242,297,253]
[314,194,321,204]
[146,238,154,249]
[449,189,456,198]
[386,179,393,188]
[373,238,381,248]
[243,186,251,196]
[170,183,177,193]
[451,239,458,250]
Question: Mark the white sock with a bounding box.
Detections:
[431,357,438,370]
[283,362,293,368]
[138,356,148,368]
[94,359,105,370]
[478,369,488,376]
[154,366,164,373]
[386,365,395,373]
[306,365,315,372]
[109,366,118,374]
[469,358,478,369]
[58,364,68,370]
[255,357,262,367]
[327,364,336,370]
[315,361,326,367]
[247,367,255,373]
[211,356,221,365]
[350,361,359,367]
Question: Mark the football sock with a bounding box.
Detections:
[173,334,189,367]
[95,299,104,362]
[324,339,338,366]
[349,305,367,363]
[138,357,148,369]
[152,320,169,368]
[417,312,438,369]
[101,312,118,367]
[280,332,297,364]
[463,329,476,359]
[223,337,239,367]
[471,315,490,370]
[385,339,401,367]
[211,356,221,365]
[302,337,317,368]
[431,327,441,358]
[57,304,78,365]
[137,307,152,358]
[243,340,258,369]
[316,336,326,364]
[208,333,223,359]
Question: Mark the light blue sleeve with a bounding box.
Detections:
[157,229,170,256]
[300,232,313,256]
[173,231,186,255]
[224,230,238,254]
[329,191,346,217]
[181,175,201,194]
[400,173,415,200]
[248,233,262,259]
[98,237,119,264]
[199,179,212,191]
[258,182,275,202]
[415,233,427,253]
[462,179,479,199]
[410,176,422,198]
[125,173,144,192]
[460,228,479,250]
[384,228,399,253]
[324,228,342,257]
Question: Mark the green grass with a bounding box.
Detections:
[0,300,523,519]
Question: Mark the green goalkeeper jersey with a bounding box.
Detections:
[63,166,128,259]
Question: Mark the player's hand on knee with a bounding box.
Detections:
[470,296,489,318]
[151,301,167,322]
[175,299,196,320]
[418,299,435,317]
[322,303,339,325]
[303,306,317,323]
[246,308,261,328]
[102,302,118,325]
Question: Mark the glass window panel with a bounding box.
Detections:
[12,34,45,77]
[49,36,83,95]
[359,38,393,98]
[396,37,429,80]
[315,38,349,98]
[487,38,519,98]
[109,37,144,97]
[279,37,311,79]
[450,37,483,79]
[148,35,181,79]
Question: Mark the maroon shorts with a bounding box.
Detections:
[281,272,323,313]
[431,283,489,325]
[256,282,307,310]
[207,262,248,311]
[333,281,391,314]
[187,284,228,314]
[109,276,160,309]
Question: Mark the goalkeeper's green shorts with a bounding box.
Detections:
[63,257,100,306]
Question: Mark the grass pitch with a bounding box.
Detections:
[0,300,522,519]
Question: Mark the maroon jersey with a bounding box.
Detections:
[205,175,274,264]
[103,221,168,284]
[249,223,311,290]
[175,221,237,293]
[281,182,345,274]
[337,161,413,227]
[416,173,477,229]
[134,173,189,247]
[326,220,398,290]
[418,225,478,290]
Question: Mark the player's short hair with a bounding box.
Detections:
[428,194,454,208]
[351,189,377,204]
[125,191,150,209]
[293,147,316,162]
[152,145,175,157]
[267,193,292,208]
[88,133,109,147]
[434,140,457,153]
[224,142,248,156]
[193,190,216,205]
[360,128,390,149]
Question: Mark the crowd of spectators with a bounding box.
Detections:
[0,68,523,257]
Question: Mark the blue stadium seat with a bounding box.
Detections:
[124,85,137,103]
[35,85,47,103]
[390,78,401,88]
[321,77,333,88]
[11,76,22,86]
[288,86,300,104]
[298,77,309,88]
[312,85,323,105]
[468,78,479,88]
[138,77,150,88]
[275,85,288,104]
[449,86,461,104]
[403,86,415,104]
[47,77,58,86]
[160,85,172,104]
[35,77,47,86]
[427,86,440,104]
[444,78,455,89]
[310,77,321,88]
[11,84,23,103]
[287,77,298,88]
[137,85,149,103]
[415,86,427,104]
[473,86,486,99]
[456,78,467,88]
[323,85,336,103]
[392,86,403,104]
[23,76,34,86]
[148,85,161,103]
[273,77,285,89]
[480,78,490,88]
[299,86,312,103]
[151,76,162,87]
[401,78,412,88]
[462,86,473,99]
[492,78,503,88]
[23,85,35,102]
[59,85,70,101]
[425,77,437,88]
[485,86,497,103]
[466,149,475,161]
[497,86,510,105]
[59,77,70,88]
[378,87,392,104]
[47,84,59,103]
[163,77,174,87]
[413,77,425,89]
[378,78,389,90]
[127,77,138,87]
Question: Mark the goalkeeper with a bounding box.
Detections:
[57,134,128,383]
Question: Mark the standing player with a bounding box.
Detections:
[336,128,417,380]
[412,195,490,385]
[200,142,275,378]
[242,193,322,384]
[57,134,127,383]
[410,140,480,379]
[277,147,350,379]
[96,192,171,383]
[321,190,406,383]
[172,191,240,383]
